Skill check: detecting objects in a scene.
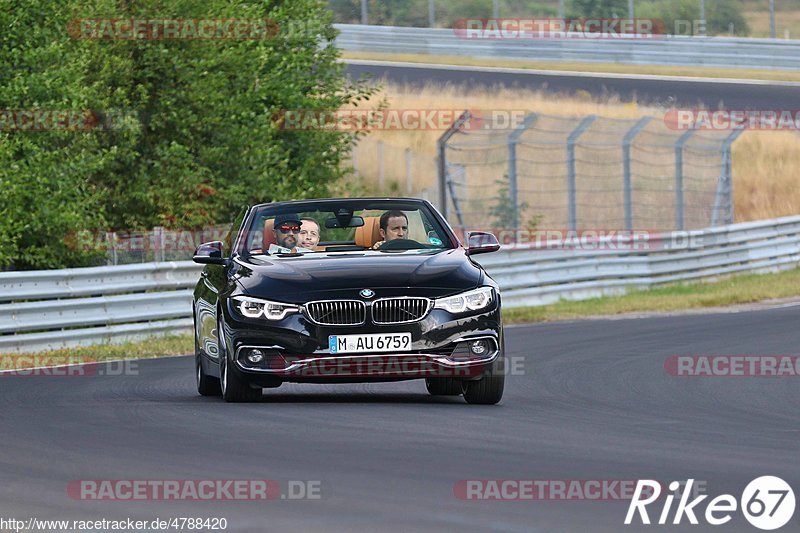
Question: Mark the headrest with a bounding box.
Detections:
[355,216,382,248]
[263,219,276,248]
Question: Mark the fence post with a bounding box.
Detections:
[405,148,413,195]
[674,127,697,231]
[377,140,384,191]
[712,127,746,226]
[436,110,471,220]
[153,226,165,263]
[622,117,652,231]
[106,231,118,266]
[566,115,596,231]
[507,113,539,236]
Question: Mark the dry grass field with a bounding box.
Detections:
[742,0,800,38]
[348,83,800,225]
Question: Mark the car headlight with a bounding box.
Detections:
[434,286,494,314]
[232,296,299,321]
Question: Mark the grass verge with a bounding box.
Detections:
[342,51,800,83]
[0,334,193,371]
[504,266,800,323]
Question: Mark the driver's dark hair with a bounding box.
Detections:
[379,210,408,231]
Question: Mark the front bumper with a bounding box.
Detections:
[220,300,502,384]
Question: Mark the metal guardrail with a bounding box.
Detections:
[0,262,202,353]
[1,215,798,353]
[475,215,800,307]
[335,24,800,71]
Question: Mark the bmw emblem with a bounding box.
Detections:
[359,289,375,299]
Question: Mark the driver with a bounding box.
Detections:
[269,213,314,254]
[372,210,408,249]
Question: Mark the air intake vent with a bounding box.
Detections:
[305,300,366,326]
[371,297,432,324]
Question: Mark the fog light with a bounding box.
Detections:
[247,349,264,364]
[470,340,489,356]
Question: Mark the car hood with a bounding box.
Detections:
[231,249,483,302]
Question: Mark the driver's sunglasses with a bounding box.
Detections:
[278,224,301,234]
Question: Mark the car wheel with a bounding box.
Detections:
[195,331,221,396]
[425,377,463,396]
[218,316,261,403]
[462,353,505,405]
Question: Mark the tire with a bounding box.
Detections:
[425,377,463,396]
[218,316,261,403]
[462,353,505,405]
[195,331,221,396]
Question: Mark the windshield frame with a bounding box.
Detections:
[234,198,460,258]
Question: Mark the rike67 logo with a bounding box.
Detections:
[625,477,795,530]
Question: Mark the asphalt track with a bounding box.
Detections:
[345,60,800,110]
[1,305,799,532]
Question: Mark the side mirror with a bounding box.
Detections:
[193,241,227,265]
[466,232,500,255]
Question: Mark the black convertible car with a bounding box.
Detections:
[192,198,504,403]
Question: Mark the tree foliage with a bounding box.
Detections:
[0,0,376,269]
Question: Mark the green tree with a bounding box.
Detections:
[0,0,377,269]
[568,0,628,18]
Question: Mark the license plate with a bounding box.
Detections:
[328,333,412,354]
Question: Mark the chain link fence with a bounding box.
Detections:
[436,111,744,233]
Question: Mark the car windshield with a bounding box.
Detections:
[237,199,455,257]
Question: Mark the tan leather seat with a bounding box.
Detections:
[262,219,276,248]
[355,216,381,248]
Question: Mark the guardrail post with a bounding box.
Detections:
[106,231,118,266]
[566,115,596,231]
[712,126,746,226]
[675,127,697,231]
[153,226,165,263]
[437,110,471,220]
[507,113,539,235]
[622,117,652,231]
